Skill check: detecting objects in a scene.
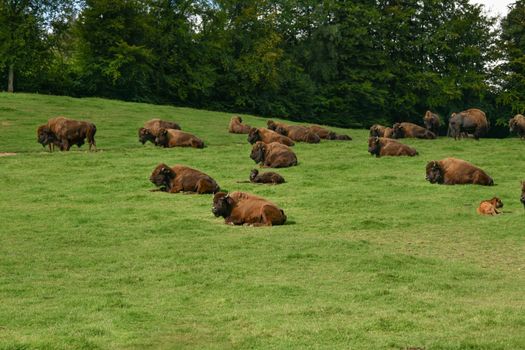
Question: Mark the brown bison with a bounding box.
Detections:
[392,122,436,139]
[521,181,525,208]
[250,141,298,168]
[228,116,252,134]
[509,114,525,139]
[275,125,320,143]
[155,128,204,148]
[368,137,418,157]
[247,127,294,146]
[309,125,352,140]
[476,197,503,216]
[425,158,494,186]
[149,163,219,194]
[250,169,285,184]
[212,191,286,226]
[139,118,181,145]
[267,120,289,131]
[369,124,394,138]
[448,108,489,140]
[423,111,440,135]
[37,116,97,151]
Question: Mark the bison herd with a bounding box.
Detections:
[36,108,524,224]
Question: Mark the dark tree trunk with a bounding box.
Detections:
[8,64,14,93]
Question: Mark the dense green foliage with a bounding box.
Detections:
[0,93,524,349]
[0,1,523,129]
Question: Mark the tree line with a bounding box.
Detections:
[1,0,525,133]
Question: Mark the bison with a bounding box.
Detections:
[448,108,489,140]
[309,125,352,140]
[37,116,97,151]
[267,120,289,131]
[368,137,418,157]
[247,127,294,146]
[423,111,440,135]
[228,116,252,134]
[425,158,494,186]
[250,169,285,184]
[212,191,286,226]
[155,128,204,148]
[139,118,181,145]
[275,125,320,143]
[149,163,219,194]
[250,141,297,168]
[392,122,436,139]
[521,181,525,208]
[476,197,503,216]
[509,114,525,139]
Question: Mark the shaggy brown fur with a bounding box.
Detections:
[37,116,97,151]
[250,169,285,184]
[247,127,295,146]
[308,125,351,140]
[250,141,298,168]
[139,119,181,145]
[212,191,286,226]
[509,114,525,139]
[423,110,441,135]
[267,120,289,131]
[448,108,489,140]
[425,158,494,186]
[228,116,252,134]
[368,137,418,157]
[149,163,219,194]
[392,122,436,139]
[155,128,204,148]
[275,125,320,143]
[476,197,503,216]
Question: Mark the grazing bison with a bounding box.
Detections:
[392,122,436,139]
[250,169,285,184]
[423,111,441,135]
[476,197,503,216]
[368,137,418,157]
[509,114,525,139]
[212,191,287,226]
[37,116,97,151]
[275,125,320,143]
[250,141,298,168]
[448,108,489,140]
[139,118,181,145]
[155,128,204,148]
[247,127,294,146]
[521,181,525,208]
[425,158,494,186]
[228,116,252,134]
[149,163,219,194]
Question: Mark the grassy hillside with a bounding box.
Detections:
[0,93,524,350]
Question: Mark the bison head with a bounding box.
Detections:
[425,161,444,184]
[250,142,266,164]
[327,131,338,140]
[391,123,404,139]
[509,117,517,133]
[138,127,156,145]
[212,192,234,218]
[369,125,382,137]
[368,137,381,157]
[275,126,288,136]
[155,128,170,147]
[490,197,504,209]
[150,163,175,189]
[250,169,259,182]
[267,120,277,130]
[424,111,437,130]
[448,112,463,139]
[247,128,261,144]
[37,125,57,148]
[233,116,242,123]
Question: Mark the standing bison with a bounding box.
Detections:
[392,122,436,139]
[228,116,252,134]
[37,116,97,151]
[368,137,418,157]
[423,111,440,135]
[425,158,494,186]
[509,114,525,139]
[250,141,298,168]
[149,163,219,194]
[448,108,489,140]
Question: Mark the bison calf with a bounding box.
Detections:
[212,191,286,226]
[368,137,418,157]
[155,128,204,148]
[509,114,525,139]
[425,158,494,186]
[149,163,219,194]
[250,169,285,184]
[229,116,252,134]
[477,197,503,216]
[250,141,298,168]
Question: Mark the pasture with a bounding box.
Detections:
[0,93,524,349]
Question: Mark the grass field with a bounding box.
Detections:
[0,92,524,349]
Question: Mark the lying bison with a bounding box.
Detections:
[369,124,394,138]
[423,111,440,135]
[392,122,436,139]
[250,169,285,184]
[477,197,503,216]
[250,141,297,168]
[267,120,289,131]
[509,114,525,139]
[275,125,320,143]
[155,128,204,148]
[228,116,251,134]
[448,108,489,140]
[425,158,494,186]
[37,116,97,151]
[248,127,294,146]
[149,163,219,194]
[212,191,287,226]
[310,125,352,140]
[139,118,181,145]
[368,137,418,157]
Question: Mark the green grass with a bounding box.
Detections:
[0,92,524,350]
